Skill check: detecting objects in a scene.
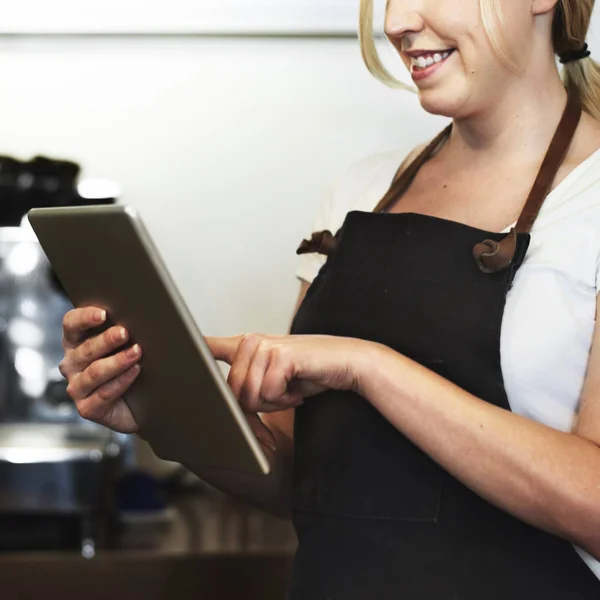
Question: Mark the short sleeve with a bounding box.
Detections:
[594,210,600,295]
[596,248,600,295]
[296,179,335,284]
[295,146,414,284]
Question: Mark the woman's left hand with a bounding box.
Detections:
[205,334,371,413]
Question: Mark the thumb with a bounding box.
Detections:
[246,414,277,453]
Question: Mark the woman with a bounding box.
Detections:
[59,0,600,597]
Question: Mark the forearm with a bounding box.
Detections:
[183,428,294,520]
[357,343,600,558]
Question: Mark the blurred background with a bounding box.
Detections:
[0,1,597,599]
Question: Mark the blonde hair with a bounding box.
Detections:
[554,1,600,120]
[359,0,600,120]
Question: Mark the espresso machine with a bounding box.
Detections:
[0,155,129,554]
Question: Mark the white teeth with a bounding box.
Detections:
[410,50,454,69]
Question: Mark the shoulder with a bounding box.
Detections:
[334,146,413,196]
[297,146,417,284]
[561,111,600,204]
[540,114,600,226]
[528,144,600,286]
[577,112,600,154]
[322,146,417,229]
[551,149,600,217]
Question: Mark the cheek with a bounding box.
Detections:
[433,0,481,38]
[454,20,507,80]
[475,0,533,68]
[429,4,492,71]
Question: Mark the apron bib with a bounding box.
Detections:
[289,94,600,599]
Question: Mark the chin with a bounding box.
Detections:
[417,88,467,119]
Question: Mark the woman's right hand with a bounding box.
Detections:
[60,306,143,433]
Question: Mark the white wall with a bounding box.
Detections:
[0,22,598,337]
[0,35,446,336]
[2,0,360,34]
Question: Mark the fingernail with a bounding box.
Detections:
[118,328,127,341]
[95,309,107,323]
[262,441,277,453]
[127,344,141,359]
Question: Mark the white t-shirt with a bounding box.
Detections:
[296,145,600,579]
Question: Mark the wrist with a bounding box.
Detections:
[351,339,393,398]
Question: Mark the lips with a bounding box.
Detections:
[409,49,456,71]
[408,49,456,82]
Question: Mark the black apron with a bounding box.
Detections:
[289,94,600,599]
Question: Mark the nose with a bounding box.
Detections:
[384,0,425,44]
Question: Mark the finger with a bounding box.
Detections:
[257,390,305,413]
[226,334,264,398]
[257,346,307,411]
[206,335,242,364]
[68,344,142,401]
[246,414,277,453]
[239,341,271,412]
[66,326,131,375]
[260,345,295,403]
[62,307,107,348]
[207,333,278,365]
[76,365,141,433]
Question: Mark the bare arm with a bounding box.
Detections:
[183,280,310,519]
[355,294,600,558]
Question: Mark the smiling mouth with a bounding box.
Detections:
[410,49,456,72]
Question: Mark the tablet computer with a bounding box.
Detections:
[28,205,270,475]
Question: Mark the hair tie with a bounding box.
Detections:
[559,43,591,65]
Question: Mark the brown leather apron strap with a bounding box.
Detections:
[297,94,582,272]
[473,93,582,272]
[514,92,582,234]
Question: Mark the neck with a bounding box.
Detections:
[448,61,568,164]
